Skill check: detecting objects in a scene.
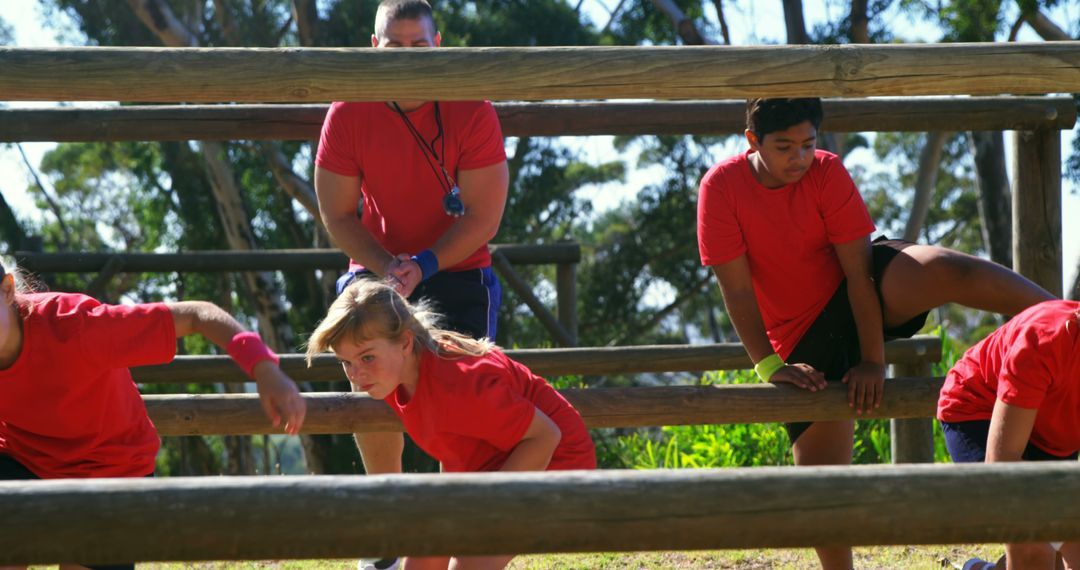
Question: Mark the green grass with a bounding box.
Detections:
[112,545,1003,569]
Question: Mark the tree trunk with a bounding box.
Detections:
[709,0,731,45]
[850,0,869,43]
[1021,7,1071,41]
[1071,264,1079,301]
[781,0,810,44]
[649,0,713,45]
[969,131,1013,267]
[0,189,30,251]
[903,132,948,242]
[128,0,345,473]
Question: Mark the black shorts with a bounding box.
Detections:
[783,237,931,444]
[336,266,501,340]
[0,454,147,570]
[940,420,1079,462]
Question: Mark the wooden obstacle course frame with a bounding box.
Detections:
[3,463,1079,564]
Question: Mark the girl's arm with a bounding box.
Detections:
[986,399,1056,567]
[167,301,307,435]
[499,407,561,472]
[833,237,886,415]
[985,398,1036,463]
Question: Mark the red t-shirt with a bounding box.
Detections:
[315,101,507,273]
[938,300,1080,457]
[386,349,596,473]
[0,293,175,478]
[697,149,876,359]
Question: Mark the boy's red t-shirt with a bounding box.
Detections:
[0,292,176,478]
[315,101,507,273]
[386,349,596,473]
[938,300,1080,457]
[697,149,876,359]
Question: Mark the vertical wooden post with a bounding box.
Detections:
[1012,128,1063,297]
[890,362,936,464]
[556,262,578,346]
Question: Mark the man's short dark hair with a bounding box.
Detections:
[377,0,433,24]
[746,98,824,142]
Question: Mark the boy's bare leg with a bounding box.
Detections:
[449,555,514,570]
[878,245,1054,328]
[1057,541,1079,569]
[402,556,451,570]
[792,420,855,570]
[354,432,405,474]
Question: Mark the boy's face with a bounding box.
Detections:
[745,120,817,188]
[372,16,441,48]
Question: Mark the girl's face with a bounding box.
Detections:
[745,120,818,188]
[332,331,415,400]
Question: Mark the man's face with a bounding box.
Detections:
[372,16,440,48]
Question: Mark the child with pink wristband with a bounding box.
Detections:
[0,261,307,488]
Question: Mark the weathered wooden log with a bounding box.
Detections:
[2,44,1079,102]
[144,377,944,435]
[0,97,1073,141]
[13,244,580,273]
[2,463,1079,564]
[132,337,942,384]
[890,361,937,464]
[1012,128,1063,297]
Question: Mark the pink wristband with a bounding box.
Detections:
[226,332,280,378]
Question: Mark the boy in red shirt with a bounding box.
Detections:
[697,98,1054,570]
[938,300,1080,570]
[0,263,306,570]
[306,279,596,570]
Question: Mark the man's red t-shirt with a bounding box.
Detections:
[0,293,176,478]
[697,149,876,359]
[386,349,596,473]
[938,300,1080,457]
[315,101,507,273]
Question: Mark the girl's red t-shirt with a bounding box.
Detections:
[0,292,175,478]
[387,349,596,473]
[938,300,1080,456]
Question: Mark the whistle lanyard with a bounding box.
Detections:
[392,102,465,217]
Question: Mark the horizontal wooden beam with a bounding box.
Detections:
[14,244,580,273]
[145,377,943,435]
[0,98,1073,142]
[1,43,1079,102]
[132,337,942,384]
[3,463,1079,564]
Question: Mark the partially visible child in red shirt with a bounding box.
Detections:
[697,98,1054,570]
[938,299,1080,570]
[0,262,306,570]
[306,278,596,570]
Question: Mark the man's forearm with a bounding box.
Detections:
[429,212,500,270]
[324,216,395,276]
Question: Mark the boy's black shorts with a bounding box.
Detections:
[783,236,930,444]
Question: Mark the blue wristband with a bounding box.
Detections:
[411,249,440,282]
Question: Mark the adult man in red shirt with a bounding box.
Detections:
[314,2,508,568]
